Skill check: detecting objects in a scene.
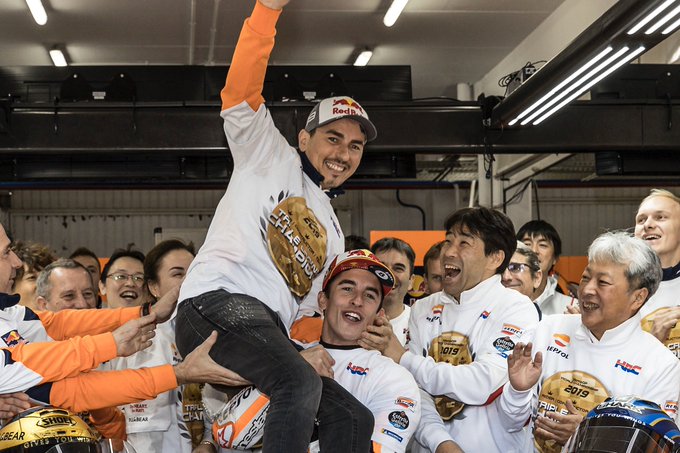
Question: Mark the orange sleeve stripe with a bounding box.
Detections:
[290,317,322,344]
[49,365,178,413]
[220,1,281,111]
[10,333,117,383]
[36,306,139,341]
[372,441,382,452]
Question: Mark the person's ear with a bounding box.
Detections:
[317,290,328,312]
[148,280,160,300]
[298,129,311,152]
[631,287,649,311]
[489,250,505,272]
[35,296,48,311]
[98,280,107,296]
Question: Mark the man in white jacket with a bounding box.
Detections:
[499,231,680,453]
[378,207,540,453]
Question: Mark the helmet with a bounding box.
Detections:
[565,396,680,453]
[0,407,100,453]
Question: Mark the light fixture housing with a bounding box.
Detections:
[49,47,68,67]
[383,0,409,27]
[492,0,680,128]
[25,0,47,25]
[353,49,373,67]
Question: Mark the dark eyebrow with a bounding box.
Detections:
[325,128,365,146]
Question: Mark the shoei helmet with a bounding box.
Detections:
[565,396,680,453]
[0,407,100,453]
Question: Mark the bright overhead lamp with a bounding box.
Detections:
[353,49,373,67]
[25,0,47,26]
[383,0,408,27]
[49,47,68,67]
[492,0,680,128]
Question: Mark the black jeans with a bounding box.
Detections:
[175,289,374,453]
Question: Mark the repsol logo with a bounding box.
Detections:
[547,345,569,359]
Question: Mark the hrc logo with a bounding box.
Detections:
[553,334,570,348]
[346,361,369,376]
[480,311,490,319]
[614,359,642,375]
[1,330,24,347]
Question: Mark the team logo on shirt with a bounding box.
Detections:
[395,397,417,413]
[553,334,570,348]
[380,428,403,443]
[664,401,678,417]
[614,359,642,375]
[426,304,443,322]
[1,330,24,347]
[493,336,515,358]
[501,323,523,337]
[346,361,369,376]
[388,411,410,430]
[480,310,490,319]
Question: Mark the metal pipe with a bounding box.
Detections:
[188,0,197,65]
[207,0,222,65]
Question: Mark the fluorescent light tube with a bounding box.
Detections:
[508,47,614,126]
[662,16,680,34]
[25,0,47,25]
[520,46,630,125]
[646,3,680,34]
[354,50,373,66]
[533,46,646,125]
[49,49,68,67]
[627,0,675,34]
[384,0,409,27]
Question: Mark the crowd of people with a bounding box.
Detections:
[1,1,680,452]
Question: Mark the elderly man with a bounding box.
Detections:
[174,0,378,451]
[378,207,539,453]
[634,189,680,356]
[0,221,237,419]
[35,259,98,311]
[498,231,680,452]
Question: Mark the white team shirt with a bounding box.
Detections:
[402,275,539,453]
[390,304,411,347]
[534,276,576,316]
[497,313,680,452]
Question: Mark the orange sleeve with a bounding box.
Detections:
[372,442,382,452]
[49,365,178,413]
[88,407,127,440]
[290,316,322,345]
[36,306,140,340]
[221,1,282,111]
[10,333,117,382]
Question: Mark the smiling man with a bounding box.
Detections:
[36,259,98,311]
[378,207,539,453]
[634,189,680,355]
[174,1,378,452]
[497,231,680,452]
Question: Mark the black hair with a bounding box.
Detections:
[516,220,562,259]
[344,235,370,251]
[444,207,516,274]
[144,239,196,284]
[370,237,416,275]
[423,241,445,276]
[101,247,146,280]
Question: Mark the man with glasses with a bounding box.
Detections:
[502,242,544,319]
[99,249,147,309]
[376,207,539,453]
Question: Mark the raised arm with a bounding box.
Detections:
[29,306,141,340]
[220,0,289,112]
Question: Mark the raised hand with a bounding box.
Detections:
[149,285,179,323]
[0,392,31,419]
[300,344,335,379]
[534,399,583,446]
[649,306,680,342]
[112,313,157,357]
[507,342,542,392]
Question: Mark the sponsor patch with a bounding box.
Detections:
[346,361,369,376]
[547,345,569,359]
[664,401,678,416]
[388,411,409,430]
[501,323,523,337]
[493,336,515,358]
[395,397,417,412]
[614,359,641,375]
[1,330,24,347]
[480,310,490,319]
[426,304,444,322]
[553,333,571,348]
[381,428,403,443]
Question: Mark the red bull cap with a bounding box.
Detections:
[322,249,394,298]
[305,96,377,142]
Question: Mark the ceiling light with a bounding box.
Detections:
[25,0,47,26]
[383,0,408,27]
[492,0,680,128]
[627,0,674,34]
[49,48,68,67]
[354,49,373,67]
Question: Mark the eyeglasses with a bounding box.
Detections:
[107,273,145,286]
[507,262,532,274]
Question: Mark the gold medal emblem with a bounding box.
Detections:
[266,197,327,298]
[642,308,680,359]
[535,371,609,453]
[428,332,472,420]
